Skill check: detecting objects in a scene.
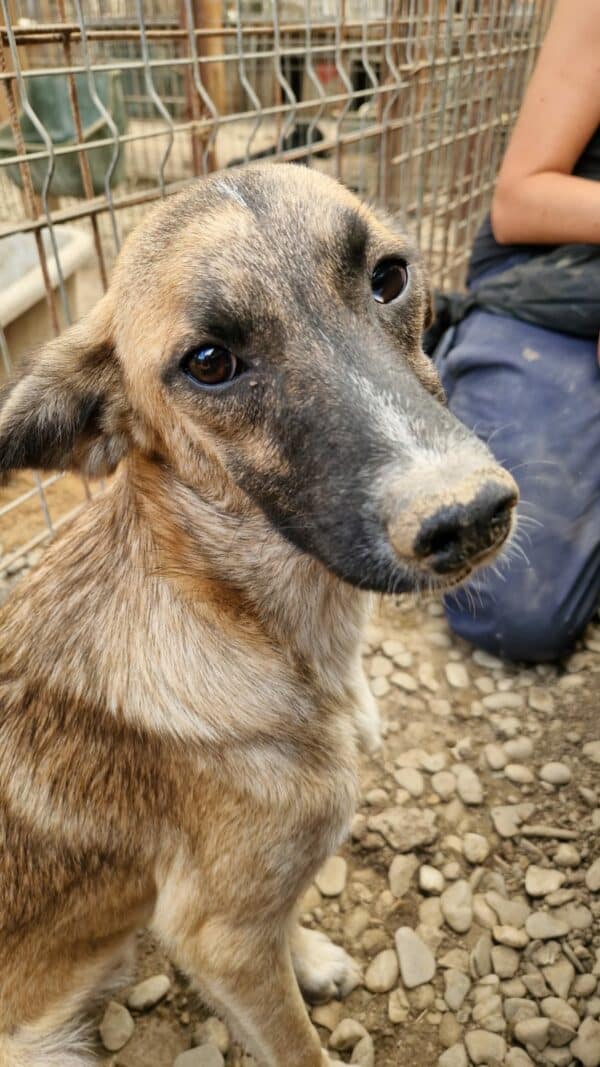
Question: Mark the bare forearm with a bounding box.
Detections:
[491,173,600,246]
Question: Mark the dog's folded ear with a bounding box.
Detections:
[0,296,130,481]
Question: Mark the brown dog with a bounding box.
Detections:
[0,164,517,1066]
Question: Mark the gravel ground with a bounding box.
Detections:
[2,555,598,1067]
[91,595,599,1067]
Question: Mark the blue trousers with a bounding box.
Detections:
[436,309,600,662]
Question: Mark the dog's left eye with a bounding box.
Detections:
[182,345,241,388]
[371,259,409,304]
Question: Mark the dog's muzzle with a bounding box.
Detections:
[387,467,518,579]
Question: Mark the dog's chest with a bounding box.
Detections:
[158,728,359,920]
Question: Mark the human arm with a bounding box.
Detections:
[491,0,600,246]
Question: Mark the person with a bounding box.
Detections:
[429,0,600,662]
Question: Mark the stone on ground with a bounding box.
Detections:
[127,974,171,1011]
[438,1044,468,1067]
[315,856,348,896]
[440,880,473,933]
[329,1019,368,1051]
[570,1017,600,1067]
[364,949,399,994]
[99,1001,135,1052]
[174,1048,225,1067]
[350,1033,375,1066]
[464,1030,506,1065]
[395,927,436,988]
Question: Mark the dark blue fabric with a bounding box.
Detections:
[436,308,600,662]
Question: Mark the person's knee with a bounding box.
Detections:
[490,611,576,663]
[446,596,578,663]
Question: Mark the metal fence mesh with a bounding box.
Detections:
[0,0,554,575]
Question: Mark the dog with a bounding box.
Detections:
[0,163,517,1067]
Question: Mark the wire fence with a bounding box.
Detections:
[0,0,554,576]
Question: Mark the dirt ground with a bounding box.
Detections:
[72,594,599,1067]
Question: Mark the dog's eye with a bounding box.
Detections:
[371,259,409,304]
[182,345,240,388]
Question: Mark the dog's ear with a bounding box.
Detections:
[0,296,130,480]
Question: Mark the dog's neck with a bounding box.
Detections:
[1,451,370,744]
[126,450,368,674]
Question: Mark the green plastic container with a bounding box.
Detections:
[0,71,127,198]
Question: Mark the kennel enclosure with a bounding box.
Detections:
[0,0,554,574]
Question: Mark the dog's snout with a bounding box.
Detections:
[413,480,518,574]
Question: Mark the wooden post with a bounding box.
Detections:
[194,0,226,116]
[0,0,26,124]
[190,0,227,172]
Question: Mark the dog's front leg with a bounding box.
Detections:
[291,923,361,1003]
[164,915,333,1067]
[352,661,382,754]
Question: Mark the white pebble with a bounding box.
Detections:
[391,670,418,692]
[419,865,445,895]
[504,763,535,785]
[525,866,565,898]
[443,969,471,1012]
[492,925,529,949]
[528,688,555,714]
[472,649,503,669]
[585,857,600,892]
[370,676,390,698]
[540,762,572,786]
[514,1017,550,1051]
[463,833,490,864]
[394,767,425,797]
[329,1018,368,1051]
[127,974,171,1011]
[438,1044,468,1067]
[389,853,419,898]
[315,856,347,897]
[99,1002,135,1052]
[432,771,457,800]
[395,927,436,988]
[484,743,508,771]
[441,880,473,934]
[525,912,570,940]
[571,1017,600,1067]
[364,949,399,994]
[369,655,393,678]
[455,765,483,805]
[175,1049,224,1067]
[445,663,470,689]
[554,843,580,868]
[491,944,520,978]
[503,737,534,761]
[583,740,600,764]
[483,691,524,710]
[464,1030,506,1065]
[350,1033,375,1067]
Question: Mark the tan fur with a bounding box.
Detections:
[0,457,363,1066]
[0,164,514,1066]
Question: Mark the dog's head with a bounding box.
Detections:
[0,165,517,593]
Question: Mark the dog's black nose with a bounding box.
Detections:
[413,481,517,574]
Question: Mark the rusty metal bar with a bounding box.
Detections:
[0,36,59,333]
[57,0,108,289]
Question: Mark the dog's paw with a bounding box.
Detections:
[292,926,362,1004]
[354,690,382,755]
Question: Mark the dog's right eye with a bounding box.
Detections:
[182,345,241,388]
[371,259,409,304]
